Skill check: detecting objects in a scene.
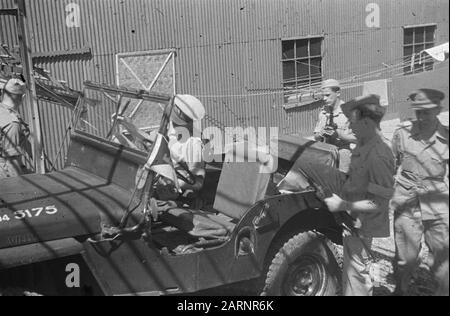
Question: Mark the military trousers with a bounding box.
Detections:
[392,176,449,295]
[394,213,449,295]
[343,236,375,296]
[289,162,378,296]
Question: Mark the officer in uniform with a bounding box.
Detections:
[299,94,396,296]
[391,89,449,296]
[0,78,29,178]
[314,79,356,173]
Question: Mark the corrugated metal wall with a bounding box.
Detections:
[1,0,448,169]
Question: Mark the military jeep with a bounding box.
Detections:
[0,82,343,296]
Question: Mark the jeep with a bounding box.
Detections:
[0,82,343,296]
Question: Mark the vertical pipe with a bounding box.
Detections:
[15,0,45,173]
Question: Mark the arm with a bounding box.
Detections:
[325,194,383,213]
[178,171,205,192]
[391,129,403,171]
[313,112,326,140]
[325,152,395,214]
[1,122,25,174]
[177,137,206,193]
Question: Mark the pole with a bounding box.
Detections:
[15,0,45,173]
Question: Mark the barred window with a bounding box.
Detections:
[282,37,323,105]
[403,25,436,75]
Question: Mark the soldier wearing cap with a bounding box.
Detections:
[314,79,356,173]
[391,89,449,296]
[297,94,395,295]
[0,78,30,178]
[155,94,206,201]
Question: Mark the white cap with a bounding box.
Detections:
[3,78,26,95]
[172,94,205,125]
[321,79,340,90]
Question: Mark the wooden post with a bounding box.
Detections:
[15,0,45,173]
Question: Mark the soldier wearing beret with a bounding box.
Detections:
[298,94,396,296]
[0,78,30,178]
[314,79,357,173]
[391,89,449,296]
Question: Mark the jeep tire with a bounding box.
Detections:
[262,231,341,296]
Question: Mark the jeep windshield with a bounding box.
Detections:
[74,82,172,152]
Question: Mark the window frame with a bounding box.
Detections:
[281,36,324,105]
[403,24,437,75]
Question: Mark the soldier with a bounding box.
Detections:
[391,89,449,296]
[313,79,356,173]
[166,94,206,197]
[0,78,30,178]
[298,94,395,296]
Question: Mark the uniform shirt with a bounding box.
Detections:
[0,103,27,158]
[392,121,449,220]
[342,133,395,238]
[168,123,205,183]
[314,101,354,149]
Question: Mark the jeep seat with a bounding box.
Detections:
[158,208,236,238]
[159,143,274,238]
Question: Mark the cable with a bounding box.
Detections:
[195,52,441,99]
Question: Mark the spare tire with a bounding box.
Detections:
[262,231,341,296]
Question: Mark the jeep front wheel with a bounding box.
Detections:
[262,231,341,296]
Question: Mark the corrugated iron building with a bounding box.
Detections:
[1,0,449,169]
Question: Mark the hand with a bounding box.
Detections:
[157,177,174,187]
[324,194,347,213]
[155,177,179,201]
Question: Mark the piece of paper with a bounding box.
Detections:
[363,79,389,106]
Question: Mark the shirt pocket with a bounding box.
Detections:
[417,154,447,178]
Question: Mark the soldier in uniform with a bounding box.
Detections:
[314,79,356,173]
[119,94,206,203]
[164,94,206,198]
[299,94,396,296]
[0,78,30,179]
[391,89,449,296]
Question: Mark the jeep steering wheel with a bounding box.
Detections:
[113,116,155,151]
[174,163,197,186]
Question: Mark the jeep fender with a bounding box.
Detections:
[235,191,339,273]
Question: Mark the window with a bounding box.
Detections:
[282,37,323,104]
[403,25,436,75]
[116,50,175,130]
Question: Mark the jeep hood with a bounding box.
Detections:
[0,167,135,249]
